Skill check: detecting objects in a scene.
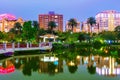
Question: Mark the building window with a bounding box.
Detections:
[55,16,58,18]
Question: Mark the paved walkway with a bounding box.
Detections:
[0,47,40,54]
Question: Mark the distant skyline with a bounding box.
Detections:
[0,0,120,22]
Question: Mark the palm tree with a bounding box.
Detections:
[32,21,39,30]
[48,21,57,34]
[78,33,85,42]
[68,18,77,32]
[81,22,84,32]
[114,26,120,42]
[87,17,96,33]
[14,22,22,34]
[115,25,120,32]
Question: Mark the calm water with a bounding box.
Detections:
[0,53,120,80]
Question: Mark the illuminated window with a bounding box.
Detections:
[108,14,110,17]
[55,16,58,18]
[101,13,104,17]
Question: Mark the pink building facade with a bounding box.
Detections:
[95,10,120,32]
[38,11,63,32]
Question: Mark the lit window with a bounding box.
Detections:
[55,16,58,18]
[108,14,110,17]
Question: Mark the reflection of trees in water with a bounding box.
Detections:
[68,65,78,74]
[14,57,39,76]
[87,65,96,75]
[92,41,102,49]
[23,62,32,76]
[79,47,91,56]
[14,61,22,69]
[116,58,120,64]
[53,45,120,75]
[23,57,39,76]
[48,62,57,75]
[53,44,120,58]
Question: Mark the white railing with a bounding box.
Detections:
[0,42,41,54]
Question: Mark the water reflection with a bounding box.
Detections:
[39,55,63,75]
[0,54,63,76]
[0,60,15,74]
[96,56,120,76]
[0,45,120,78]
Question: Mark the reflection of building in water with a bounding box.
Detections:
[1,55,63,75]
[39,57,63,73]
[81,55,120,76]
[0,60,15,74]
[96,56,120,76]
[82,55,99,66]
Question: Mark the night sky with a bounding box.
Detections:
[0,0,119,22]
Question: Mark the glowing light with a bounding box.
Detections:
[55,69,58,72]
[105,50,108,53]
[68,61,75,66]
[76,55,80,59]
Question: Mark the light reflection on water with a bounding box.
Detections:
[0,53,120,80]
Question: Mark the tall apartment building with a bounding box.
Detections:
[95,10,120,32]
[38,11,63,32]
[0,13,24,32]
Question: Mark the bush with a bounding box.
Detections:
[93,41,102,49]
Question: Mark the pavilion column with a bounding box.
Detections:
[12,42,15,51]
[54,38,56,42]
[17,42,20,48]
[39,42,41,47]
[3,42,6,50]
[27,42,29,48]
[43,37,46,42]
[30,42,32,47]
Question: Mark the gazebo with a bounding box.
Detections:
[39,34,58,42]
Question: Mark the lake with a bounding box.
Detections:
[0,51,120,80]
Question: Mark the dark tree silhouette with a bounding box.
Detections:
[68,65,78,74]
[68,18,77,32]
[87,65,96,74]
[48,21,57,34]
[87,17,96,33]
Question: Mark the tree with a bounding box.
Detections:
[32,21,40,42]
[14,22,22,34]
[32,21,39,30]
[115,25,120,32]
[87,17,96,33]
[7,32,15,42]
[48,21,57,34]
[68,18,77,32]
[0,31,4,40]
[22,21,38,42]
[78,33,86,42]
[100,31,116,40]
[114,26,120,42]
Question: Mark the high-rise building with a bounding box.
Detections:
[0,13,24,32]
[95,10,120,32]
[38,11,63,32]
